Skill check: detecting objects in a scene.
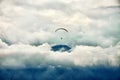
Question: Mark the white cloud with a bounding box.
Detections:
[0,39,8,48]
[0,0,119,67]
[0,43,120,67]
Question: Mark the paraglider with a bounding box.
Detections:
[55,28,68,40]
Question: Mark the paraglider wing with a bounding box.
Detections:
[55,28,68,32]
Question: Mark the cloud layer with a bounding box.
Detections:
[0,42,120,67]
[0,0,120,67]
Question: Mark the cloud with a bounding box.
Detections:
[0,39,8,48]
[0,0,120,67]
[0,0,119,47]
[0,43,120,67]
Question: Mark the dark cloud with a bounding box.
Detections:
[0,66,120,80]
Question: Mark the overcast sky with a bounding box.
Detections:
[0,0,120,67]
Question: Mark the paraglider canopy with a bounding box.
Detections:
[55,28,68,32]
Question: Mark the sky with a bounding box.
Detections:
[0,0,120,67]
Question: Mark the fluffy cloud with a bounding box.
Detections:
[0,0,120,67]
[0,39,8,48]
[0,43,120,67]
